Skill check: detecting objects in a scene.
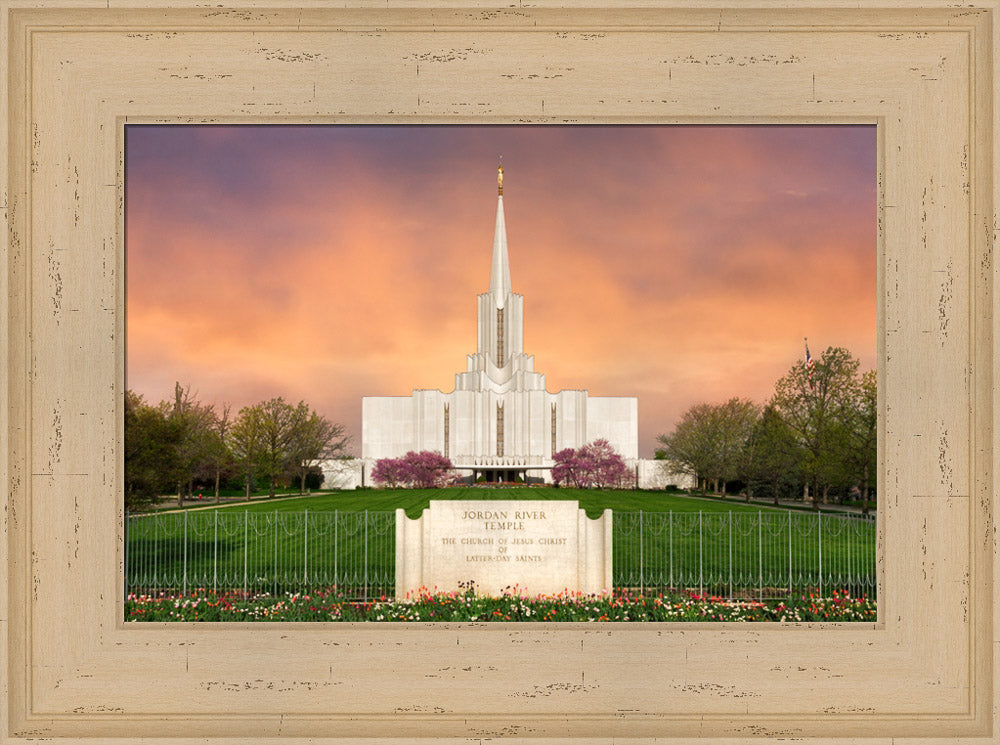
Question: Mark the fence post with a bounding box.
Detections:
[123,509,129,600]
[728,511,733,599]
[698,510,703,597]
[668,511,673,591]
[274,513,279,596]
[846,515,852,595]
[818,511,823,597]
[154,512,159,593]
[364,510,370,603]
[213,510,218,594]
[181,510,188,596]
[243,510,248,597]
[788,510,792,596]
[334,509,338,590]
[304,509,308,588]
[757,510,762,602]
[638,510,644,596]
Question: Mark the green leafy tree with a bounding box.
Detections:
[769,346,861,507]
[204,403,233,503]
[229,404,265,501]
[656,403,718,491]
[124,391,182,510]
[287,405,349,494]
[713,397,760,497]
[741,403,802,505]
[254,397,300,497]
[844,368,877,513]
[657,398,758,496]
[169,382,218,506]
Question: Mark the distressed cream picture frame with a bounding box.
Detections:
[1,2,997,743]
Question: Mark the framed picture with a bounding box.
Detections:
[122,122,878,606]
[2,3,996,742]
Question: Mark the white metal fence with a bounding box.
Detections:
[613,510,877,600]
[125,509,876,600]
[125,510,395,600]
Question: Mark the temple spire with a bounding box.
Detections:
[489,162,511,307]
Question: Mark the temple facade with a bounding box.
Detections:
[323,167,689,489]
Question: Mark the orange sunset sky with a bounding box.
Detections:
[125,124,877,459]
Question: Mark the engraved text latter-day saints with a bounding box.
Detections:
[395,500,612,598]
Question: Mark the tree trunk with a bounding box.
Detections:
[177,482,183,508]
[821,484,830,504]
[269,477,276,498]
[720,480,727,498]
[214,469,221,504]
[772,479,780,506]
[245,472,251,501]
[811,480,820,510]
[299,472,306,495]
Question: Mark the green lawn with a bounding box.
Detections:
[170,486,802,519]
[126,487,876,600]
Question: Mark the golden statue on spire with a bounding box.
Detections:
[498,158,504,196]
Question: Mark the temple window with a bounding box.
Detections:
[443,403,450,457]
[497,402,504,457]
[551,403,557,454]
[496,308,504,364]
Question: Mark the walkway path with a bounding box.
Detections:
[672,490,876,517]
[139,492,328,515]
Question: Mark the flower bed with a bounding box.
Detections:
[125,587,875,622]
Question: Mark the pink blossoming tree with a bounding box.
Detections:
[370,457,410,489]
[551,439,635,489]
[371,450,458,489]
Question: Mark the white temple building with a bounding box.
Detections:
[324,166,689,490]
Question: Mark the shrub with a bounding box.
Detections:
[303,468,324,490]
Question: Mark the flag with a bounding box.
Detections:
[804,338,814,390]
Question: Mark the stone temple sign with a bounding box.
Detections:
[395,500,612,599]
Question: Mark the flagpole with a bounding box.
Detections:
[804,337,814,391]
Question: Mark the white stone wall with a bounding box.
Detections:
[319,458,365,489]
[551,389,588,453]
[413,389,446,452]
[361,396,416,459]
[585,396,639,459]
[631,459,696,490]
